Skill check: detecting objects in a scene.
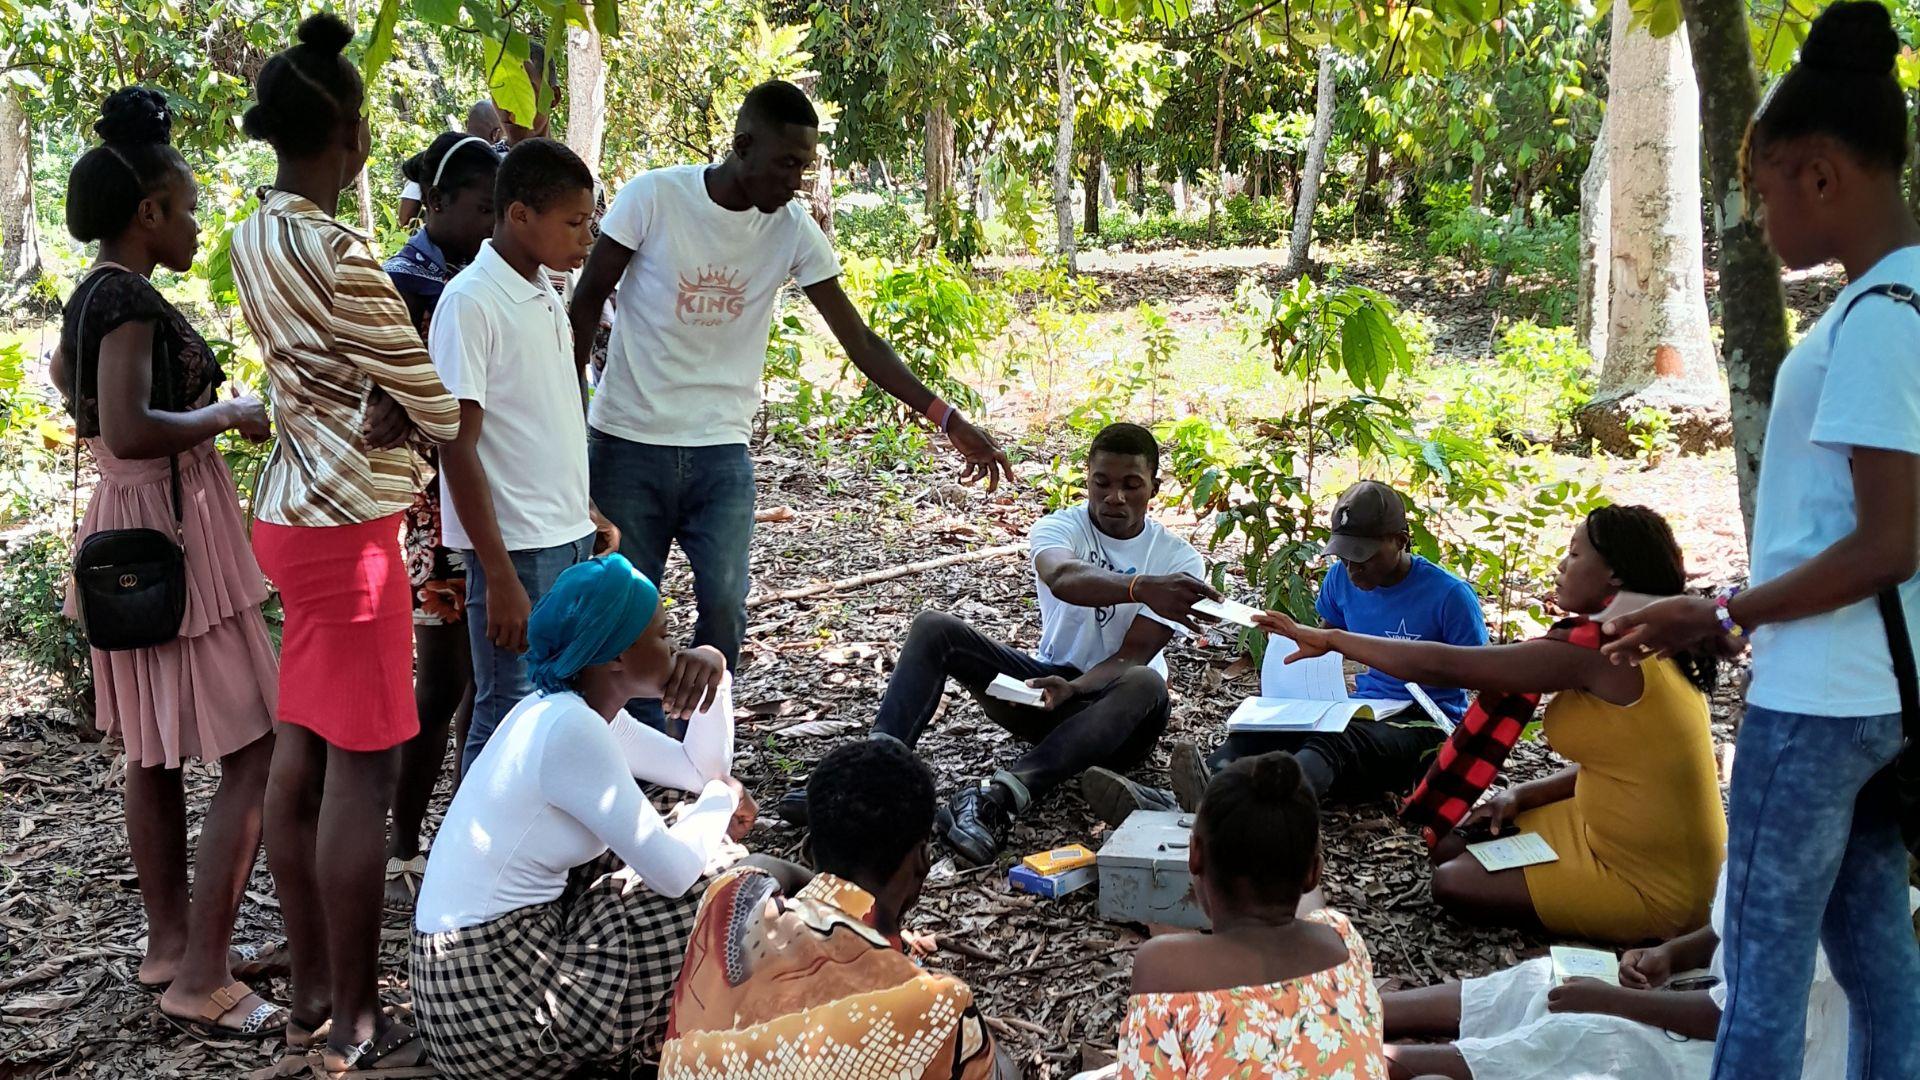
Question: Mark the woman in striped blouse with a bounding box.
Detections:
[227,15,459,1074]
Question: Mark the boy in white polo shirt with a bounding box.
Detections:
[429,138,616,771]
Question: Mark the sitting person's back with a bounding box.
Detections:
[1117,753,1387,1079]
[660,739,1011,1080]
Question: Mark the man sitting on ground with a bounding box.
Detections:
[777,422,1217,866]
[1086,479,1485,821]
[659,739,1014,1079]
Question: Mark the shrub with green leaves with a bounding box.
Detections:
[0,530,92,723]
[835,201,923,261]
[1435,320,1594,447]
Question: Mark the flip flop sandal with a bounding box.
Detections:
[160,980,291,1042]
[232,940,293,981]
[382,856,428,912]
[319,1020,430,1076]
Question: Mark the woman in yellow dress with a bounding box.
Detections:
[1261,505,1724,944]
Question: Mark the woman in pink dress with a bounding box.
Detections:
[54,87,285,1039]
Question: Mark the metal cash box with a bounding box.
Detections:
[1095,810,1210,930]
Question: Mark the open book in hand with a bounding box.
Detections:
[1224,635,1414,735]
[1550,946,1621,985]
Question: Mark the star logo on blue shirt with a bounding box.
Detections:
[1381,619,1422,641]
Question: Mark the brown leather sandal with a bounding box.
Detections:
[159,981,290,1041]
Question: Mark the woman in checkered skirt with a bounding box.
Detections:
[409,554,759,1078]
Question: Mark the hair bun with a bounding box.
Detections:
[1248,751,1305,801]
[95,87,172,146]
[1801,1,1899,76]
[295,12,355,56]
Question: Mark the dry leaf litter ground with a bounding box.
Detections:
[2,242,1787,1078]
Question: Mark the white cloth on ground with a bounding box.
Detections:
[414,678,738,932]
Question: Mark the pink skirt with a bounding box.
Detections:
[252,512,417,752]
[65,439,277,769]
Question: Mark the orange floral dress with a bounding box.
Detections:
[1116,909,1388,1079]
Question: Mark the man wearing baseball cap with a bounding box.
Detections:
[1086,480,1486,822]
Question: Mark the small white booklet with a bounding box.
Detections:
[1191,597,1264,628]
[1550,945,1621,985]
[1225,636,1411,734]
[986,673,1046,707]
[1466,832,1560,872]
[1405,682,1455,734]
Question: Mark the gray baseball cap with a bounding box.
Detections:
[1325,480,1408,562]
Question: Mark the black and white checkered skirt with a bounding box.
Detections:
[409,857,704,1080]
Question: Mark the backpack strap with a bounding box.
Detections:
[1839,282,1920,747]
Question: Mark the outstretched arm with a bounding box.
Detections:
[1034,548,1220,632]
[803,277,1014,490]
[1256,611,1619,698]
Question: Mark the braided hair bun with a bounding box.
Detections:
[295,11,354,55]
[95,87,172,146]
[1196,751,1321,901]
[242,12,365,156]
[1800,1,1900,76]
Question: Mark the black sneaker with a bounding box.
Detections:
[1080,767,1179,829]
[935,782,1014,867]
[1170,741,1213,812]
[773,789,810,827]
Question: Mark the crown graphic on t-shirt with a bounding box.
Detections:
[679,265,746,296]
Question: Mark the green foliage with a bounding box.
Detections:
[1001,260,1108,412]
[834,201,922,260]
[0,530,92,721]
[1434,321,1594,447]
[843,256,1002,418]
[1420,181,1580,322]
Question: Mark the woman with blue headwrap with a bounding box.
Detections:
[407,554,754,1079]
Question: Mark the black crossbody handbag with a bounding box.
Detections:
[1840,282,1920,856]
[68,265,188,652]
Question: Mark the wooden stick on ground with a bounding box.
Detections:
[746,543,1024,609]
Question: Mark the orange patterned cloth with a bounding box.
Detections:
[1116,909,1388,1079]
[660,867,1001,1080]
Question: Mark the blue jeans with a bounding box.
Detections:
[588,432,755,729]
[459,534,593,772]
[1712,705,1920,1080]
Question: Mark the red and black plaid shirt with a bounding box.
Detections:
[1398,617,1606,846]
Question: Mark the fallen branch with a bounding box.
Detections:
[746,543,1024,609]
[995,942,1138,981]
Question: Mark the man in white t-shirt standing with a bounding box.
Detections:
[776,424,1218,866]
[569,80,1012,730]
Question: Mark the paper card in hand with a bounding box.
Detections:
[1466,832,1559,872]
[1550,946,1620,985]
[987,673,1047,707]
[1192,597,1264,628]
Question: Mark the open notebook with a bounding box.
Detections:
[1224,636,1415,734]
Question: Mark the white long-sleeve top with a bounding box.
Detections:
[414,678,739,932]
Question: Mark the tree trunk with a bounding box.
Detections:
[347,0,374,234]
[1084,127,1102,237]
[565,22,607,175]
[1681,0,1792,532]
[1286,47,1337,280]
[925,103,955,215]
[1585,2,1726,453]
[1052,2,1076,271]
[1577,111,1612,363]
[1129,161,1146,212]
[1208,65,1228,241]
[1469,158,1487,209]
[0,91,40,292]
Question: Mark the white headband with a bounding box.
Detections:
[432,135,494,191]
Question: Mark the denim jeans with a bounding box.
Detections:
[588,432,756,731]
[873,610,1170,801]
[1205,715,1446,801]
[1711,704,1920,1080]
[459,533,593,772]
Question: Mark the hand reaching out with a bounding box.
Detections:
[224,388,271,442]
[1132,574,1223,632]
[945,414,1015,492]
[1601,595,1728,665]
[1252,611,1335,660]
